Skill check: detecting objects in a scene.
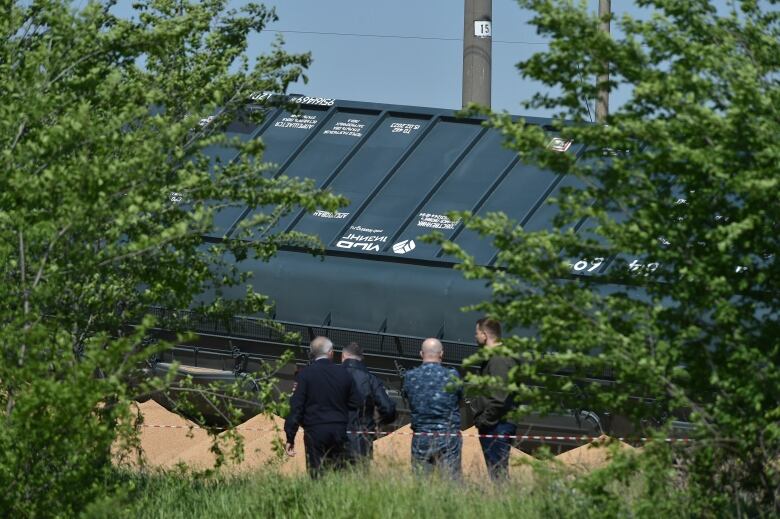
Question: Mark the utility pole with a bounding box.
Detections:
[462,0,492,108]
[595,0,610,123]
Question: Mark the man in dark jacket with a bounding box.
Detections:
[471,317,517,480]
[284,336,361,477]
[402,338,463,479]
[341,342,396,462]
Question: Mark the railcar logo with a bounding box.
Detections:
[392,239,416,254]
[336,232,387,252]
[547,137,573,152]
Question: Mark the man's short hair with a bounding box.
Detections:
[310,336,334,359]
[476,317,502,339]
[342,341,363,360]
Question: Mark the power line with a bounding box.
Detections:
[268,29,548,45]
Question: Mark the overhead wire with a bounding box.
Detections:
[267,29,549,45]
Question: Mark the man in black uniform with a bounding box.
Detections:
[470,317,517,480]
[340,342,396,462]
[284,336,361,477]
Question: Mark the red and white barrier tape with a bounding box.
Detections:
[138,424,692,443]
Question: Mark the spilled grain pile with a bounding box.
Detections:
[160,413,305,475]
[119,403,642,479]
[460,426,488,481]
[373,424,412,471]
[509,446,536,482]
[116,400,209,469]
[555,436,635,471]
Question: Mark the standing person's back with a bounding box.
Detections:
[402,338,463,479]
[340,342,396,461]
[284,337,360,477]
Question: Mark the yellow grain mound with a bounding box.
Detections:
[555,436,635,471]
[460,426,488,481]
[373,424,413,471]
[159,413,306,474]
[509,446,536,483]
[115,400,209,468]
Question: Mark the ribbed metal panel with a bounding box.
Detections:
[197,98,581,344]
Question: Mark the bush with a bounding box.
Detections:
[0,1,338,516]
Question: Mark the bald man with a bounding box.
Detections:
[401,338,463,479]
[284,336,361,477]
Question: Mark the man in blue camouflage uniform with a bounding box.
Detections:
[402,338,463,479]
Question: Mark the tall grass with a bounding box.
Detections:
[82,464,691,519]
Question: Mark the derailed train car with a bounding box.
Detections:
[149,95,685,451]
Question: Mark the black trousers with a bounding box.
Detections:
[303,423,350,477]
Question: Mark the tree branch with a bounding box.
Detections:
[19,230,28,367]
[10,119,26,152]
[32,224,70,289]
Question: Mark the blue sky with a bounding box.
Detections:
[244,1,742,117]
[251,0,564,115]
[111,1,736,116]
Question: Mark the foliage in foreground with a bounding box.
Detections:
[83,460,695,519]
[0,1,339,517]
[445,0,779,516]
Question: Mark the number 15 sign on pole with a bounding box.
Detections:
[474,20,492,38]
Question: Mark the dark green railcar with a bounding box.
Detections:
[148,95,688,451]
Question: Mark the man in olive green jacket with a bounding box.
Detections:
[470,318,517,480]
